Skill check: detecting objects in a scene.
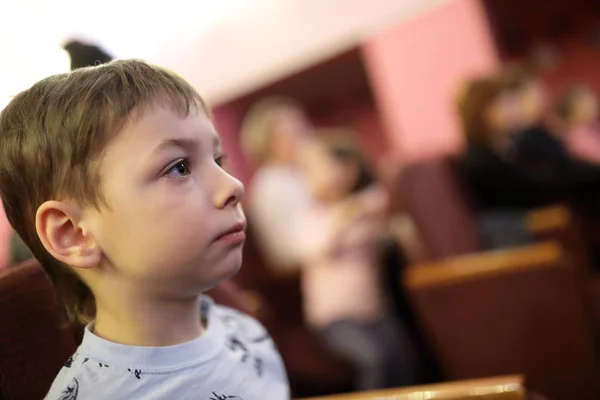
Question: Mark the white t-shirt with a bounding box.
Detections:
[44,297,290,400]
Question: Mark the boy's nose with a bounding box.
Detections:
[215,174,244,209]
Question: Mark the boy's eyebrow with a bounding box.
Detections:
[153,138,199,155]
[153,134,221,155]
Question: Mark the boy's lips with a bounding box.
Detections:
[214,221,246,246]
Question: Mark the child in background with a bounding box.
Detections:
[299,131,418,391]
[0,60,289,399]
[556,85,600,164]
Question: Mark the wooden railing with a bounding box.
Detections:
[299,375,526,400]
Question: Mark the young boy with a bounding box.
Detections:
[0,60,290,399]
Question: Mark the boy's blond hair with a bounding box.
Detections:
[240,96,301,166]
[0,60,206,326]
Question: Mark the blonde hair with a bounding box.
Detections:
[240,96,301,165]
[0,59,206,326]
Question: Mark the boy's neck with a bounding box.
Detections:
[93,295,204,347]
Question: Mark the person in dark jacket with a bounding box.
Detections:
[458,76,561,210]
[460,70,600,212]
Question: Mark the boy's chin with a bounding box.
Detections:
[217,258,243,282]
[200,257,243,291]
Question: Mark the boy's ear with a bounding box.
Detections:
[36,201,101,269]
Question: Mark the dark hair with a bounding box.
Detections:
[63,40,113,70]
[240,96,303,165]
[318,131,375,194]
[0,59,205,325]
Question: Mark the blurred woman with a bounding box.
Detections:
[458,76,546,210]
[299,131,418,391]
[505,69,600,207]
[241,97,315,269]
[458,75,543,248]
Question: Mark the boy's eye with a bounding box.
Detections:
[215,154,228,168]
[165,159,191,178]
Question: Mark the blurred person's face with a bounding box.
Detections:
[485,91,520,138]
[267,108,312,165]
[517,81,547,127]
[301,141,354,203]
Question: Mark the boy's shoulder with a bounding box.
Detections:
[44,297,289,400]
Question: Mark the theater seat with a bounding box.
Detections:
[398,158,482,260]
[405,242,600,400]
[397,159,587,264]
[299,375,528,400]
[0,260,77,400]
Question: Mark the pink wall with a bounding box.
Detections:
[361,0,500,164]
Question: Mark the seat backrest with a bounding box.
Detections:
[399,158,482,260]
[299,375,526,400]
[525,205,590,278]
[0,260,77,400]
[405,242,600,400]
[0,258,262,400]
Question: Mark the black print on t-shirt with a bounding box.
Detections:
[208,392,243,400]
[64,356,74,368]
[127,368,142,379]
[253,357,263,377]
[220,312,270,346]
[226,335,250,362]
[225,335,264,378]
[58,378,79,400]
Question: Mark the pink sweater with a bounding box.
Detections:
[299,186,389,329]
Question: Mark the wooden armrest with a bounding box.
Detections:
[299,375,525,399]
[525,205,572,237]
[525,205,590,276]
[403,241,599,399]
[405,242,562,288]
